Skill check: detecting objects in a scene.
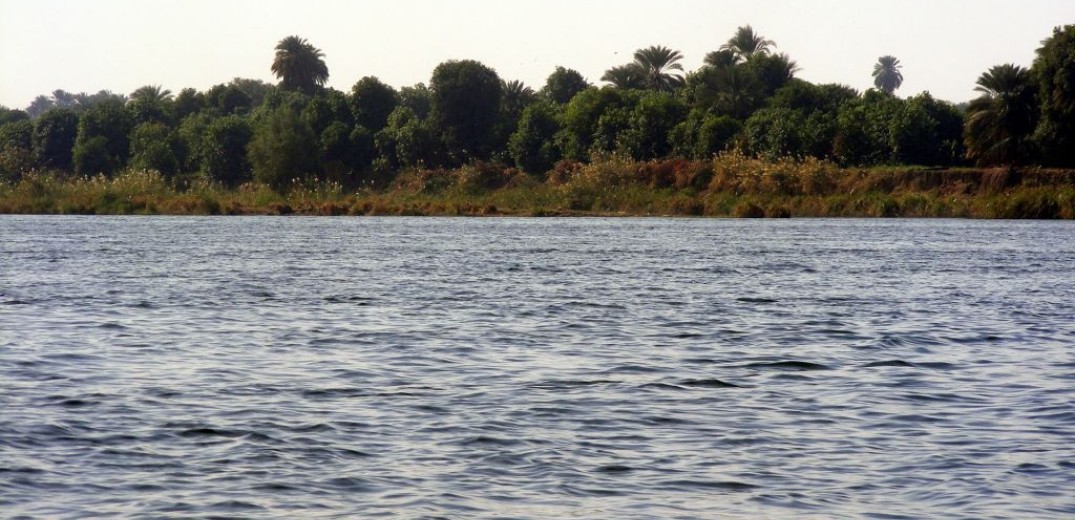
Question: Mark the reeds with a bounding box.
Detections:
[2,158,1074,218]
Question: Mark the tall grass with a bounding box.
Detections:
[2,158,1074,218]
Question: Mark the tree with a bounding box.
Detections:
[375,106,442,170]
[721,25,775,61]
[72,99,133,175]
[128,122,180,175]
[127,85,174,125]
[173,88,206,120]
[747,81,857,160]
[833,90,905,165]
[32,108,79,171]
[304,89,352,134]
[964,64,1038,166]
[557,87,636,160]
[228,78,274,108]
[745,53,799,98]
[0,120,33,178]
[896,93,965,166]
[26,96,55,119]
[872,56,904,95]
[671,110,741,159]
[1032,24,1075,166]
[703,49,737,69]
[350,77,399,132]
[399,83,432,120]
[202,115,253,185]
[601,64,646,90]
[429,60,503,162]
[0,106,29,125]
[632,46,685,92]
[248,105,318,189]
[502,80,537,117]
[72,136,111,176]
[499,80,538,153]
[686,64,760,119]
[206,84,252,115]
[509,102,562,174]
[271,35,329,95]
[616,91,688,159]
[540,67,591,104]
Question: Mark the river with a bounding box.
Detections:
[1,216,1073,518]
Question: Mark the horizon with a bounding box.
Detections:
[2,0,1074,109]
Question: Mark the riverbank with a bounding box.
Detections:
[3,155,1075,218]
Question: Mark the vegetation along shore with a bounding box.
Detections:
[2,25,1074,218]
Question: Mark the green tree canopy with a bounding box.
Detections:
[351,77,399,132]
[399,83,433,120]
[632,46,685,92]
[127,85,174,125]
[872,55,904,95]
[129,122,180,175]
[540,67,591,104]
[964,64,1038,166]
[173,88,206,120]
[73,98,133,175]
[248,104,318,189]
[721,25,775,61]
[1032,24,1075,166]
[429,60,503,162]
[601,64,646,90]
[509,101,562,174]
[271,35,329,95]
[202,115,253,185]
[32,108,79,171]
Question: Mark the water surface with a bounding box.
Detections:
[1,216,1073,519]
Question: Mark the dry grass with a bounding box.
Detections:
[3,159,1074,219]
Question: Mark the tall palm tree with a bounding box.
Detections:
[601,64,646,90]
[721,25,775,61]
[872,56,903,95]
[271,36,329,94]
[632,45,685,91]
[964,64,1038,165]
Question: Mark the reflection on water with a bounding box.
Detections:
[1,216,1073,518]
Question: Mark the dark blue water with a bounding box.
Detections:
[2,216,1073,519]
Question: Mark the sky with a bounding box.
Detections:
[2,0,1074,109]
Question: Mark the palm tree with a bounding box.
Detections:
[721,25,775,61]
[129,85,173,104]
[703,49,737,69]
[27,95,55,118]
[632,45,685,91]
[271,36,329,94]
[501,79,536,117]
[502,80,535,102]
[964,64,1038,165]
[872,56,903,95]
[601,64,646,90]
[702,65,760,119]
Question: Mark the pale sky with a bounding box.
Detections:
[2,0,1073,110]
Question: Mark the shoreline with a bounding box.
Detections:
[3,159,1074,219]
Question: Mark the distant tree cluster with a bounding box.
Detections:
[3,26,1074,190]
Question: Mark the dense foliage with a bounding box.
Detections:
[2,26,1073,191]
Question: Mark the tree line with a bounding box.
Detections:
[1,25,1073,191]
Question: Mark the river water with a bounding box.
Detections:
[1,216,1073,519]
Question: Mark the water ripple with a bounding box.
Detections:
[1,216,1074,519]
